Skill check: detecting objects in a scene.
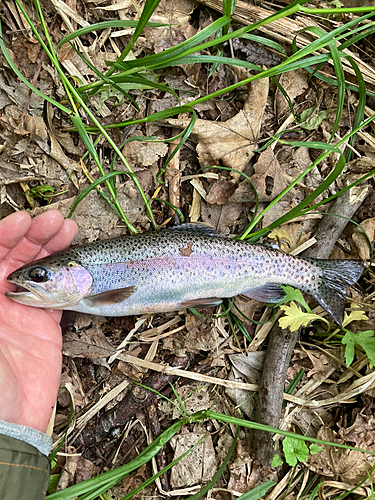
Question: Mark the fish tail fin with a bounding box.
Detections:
[305,258,365,327]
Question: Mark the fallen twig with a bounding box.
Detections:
[252,323,299,465]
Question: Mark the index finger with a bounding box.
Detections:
[3,210,65,268]
[0,212,32,261]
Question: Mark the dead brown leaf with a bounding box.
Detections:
[63,328,113,362]
[170,426,216,488]
[228,439,276,493]
[171,385,211,418]
[261,186,304,228]
[232,296,262,324]
[163,311,219,353]
[304,350,331,379]
[348,156,375,174]
[121,132,168,176]
[249,149,289,202]
[56,454,99,491]
[306,426,375,485]
[339,412,375,449]
[352,217,375,260]
[149,0,197,53]
[268,223,311,253]
[167,78,269,174]
[207,177,236,205]
[201,201,243,233]
[275,69,309,117]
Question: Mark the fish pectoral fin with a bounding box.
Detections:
[84,286,137,307]
[180,297,223,307]
[241,284,286,303]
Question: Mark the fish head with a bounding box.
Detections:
[6,257,93,309]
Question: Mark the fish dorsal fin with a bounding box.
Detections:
[165,223,221,237]
[84,286,136,307]
[241,284,286,303]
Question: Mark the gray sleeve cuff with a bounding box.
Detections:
[0,420,52,457]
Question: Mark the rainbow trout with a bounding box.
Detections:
[6,224,365,326]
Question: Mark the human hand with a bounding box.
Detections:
[0,210,77,433]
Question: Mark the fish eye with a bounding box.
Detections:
[27,267,50,283]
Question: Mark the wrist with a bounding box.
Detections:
[0,420,52,456]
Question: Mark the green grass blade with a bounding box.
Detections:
[328,44,345,140]
[242,33,287,55]
[301,166,375,220]
[109,16,231,71]
[74,105,195,132]
[339,23,375,50]
[47,417,195,499]
[223,0,237,17]
[67,170,127,218]
[34,0,58,64]
[70,115,138,232]
[103,0,162,80]
[240,141,345,239]
[157,111,196,178]
[187,12,375,107]
[119,443,200,500]
[129,0,162,49]
[346,55,366,160]
[237,481,276,500]
[249,153,346,240]
[81,9,372,96]
[303,65,375,99]
[300,4,375,13]
[249,108,375,239]
[64,41,139,111]
[57,20,167,49]
[231,313,252,342]
[204,410,375,454]
[302,25,345,141]
[102,73,180,102]
[150,198,185,222]
[71,115,100,161]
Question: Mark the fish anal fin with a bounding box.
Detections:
[180,297,223,307]
[85,286,136,307]
[242,284,286,303]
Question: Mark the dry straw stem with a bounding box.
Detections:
[52,354,375,448]
[197,0,375,87]
[265,466,303,500]
[111,352,375,408]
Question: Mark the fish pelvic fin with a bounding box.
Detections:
[305,258,365,327]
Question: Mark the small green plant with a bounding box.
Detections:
[276,290,375,368]
[342,328,375,366]
[274,285,329,331]
[27,184,55,200]
[339,309,375,366]
[272,437,322,467]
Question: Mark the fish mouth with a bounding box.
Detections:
[5,279,47,301]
